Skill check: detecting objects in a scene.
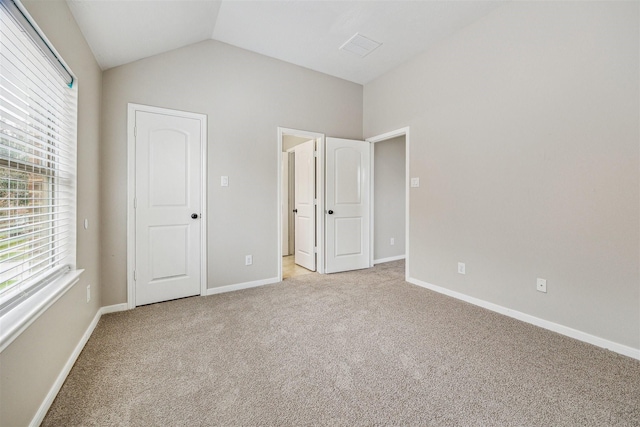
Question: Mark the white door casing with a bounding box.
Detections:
[325,137,370,273]
[131,107,206,306]
[294,139,316,271]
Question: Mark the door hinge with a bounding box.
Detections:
[134,126,137,137]
[314,199,317,206]
[314,151,319,158]
[134,197,137,209]
[314,247,318,254]
[133,270,137,281]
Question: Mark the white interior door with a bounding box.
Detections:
[134,110,203,306]
[325,137,370,273]
[281,152,289,256]
[294,139,316,271]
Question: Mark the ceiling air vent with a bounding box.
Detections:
[339,33,382,58]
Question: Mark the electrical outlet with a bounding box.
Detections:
[458,262,466,275]
[390,237,395,246]
[245,255,253,266]
[86,284,90,302]
[410,177,420,188]
[221,176,229,187]
[536,278,547,293]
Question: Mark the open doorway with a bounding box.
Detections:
[367,127,410,280]
[372,135,406,263]
[277,128,325,280]
[278,127,387,281]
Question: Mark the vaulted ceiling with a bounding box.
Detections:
[66,0,506,85]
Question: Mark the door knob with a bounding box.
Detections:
[191,213,198,219]
[293,209,298,213]
[327,210,334,215]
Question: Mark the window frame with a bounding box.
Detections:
[0,0,82,352]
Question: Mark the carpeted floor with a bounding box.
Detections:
[43,260,639,426]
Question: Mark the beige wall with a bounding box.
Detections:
[101,40,363,305]
[374,136,406,261]
[364,1,640,349]
[0,1,103,425]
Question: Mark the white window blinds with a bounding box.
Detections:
[0,0,77,311]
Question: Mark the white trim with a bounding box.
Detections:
[100,303,129,315]
[205,277,280,296]
[407,276,640,361]
[127,104,136,309]
[367,127,411,143]
[369,142,375,268]
[404,129,410,282]
[374,255,406,265]
[315,136,326,274]
[199,115,208,298]
[277,127,284,282]
[366,127,411,281]
[28,301,130,426]
[277,127,326,281]
[29,303,101,427]
[127,103,208,309]
[0,269,84,353]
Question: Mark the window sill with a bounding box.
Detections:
[0,269,84,353]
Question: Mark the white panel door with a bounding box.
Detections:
[281,152,289,256]
[325,137,370,273]
[135,111,202,306]
[294,139,316,271]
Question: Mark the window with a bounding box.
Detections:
[0,0,77,315]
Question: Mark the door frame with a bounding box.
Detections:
[366,127,410,280]
[277,127,325,280]
[127,103,208,309]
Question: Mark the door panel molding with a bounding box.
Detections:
[127,103,207,309]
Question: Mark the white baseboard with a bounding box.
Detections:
[101,303,129,314]
[407,277,640,361]
[374,255,406,265]
[29,274,637,427]
[206,277,280,296]
[29,302,130,426]
[30,308,102,427]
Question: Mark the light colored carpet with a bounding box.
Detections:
[43,261,639,426]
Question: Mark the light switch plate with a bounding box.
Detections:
[221,176,229,187]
